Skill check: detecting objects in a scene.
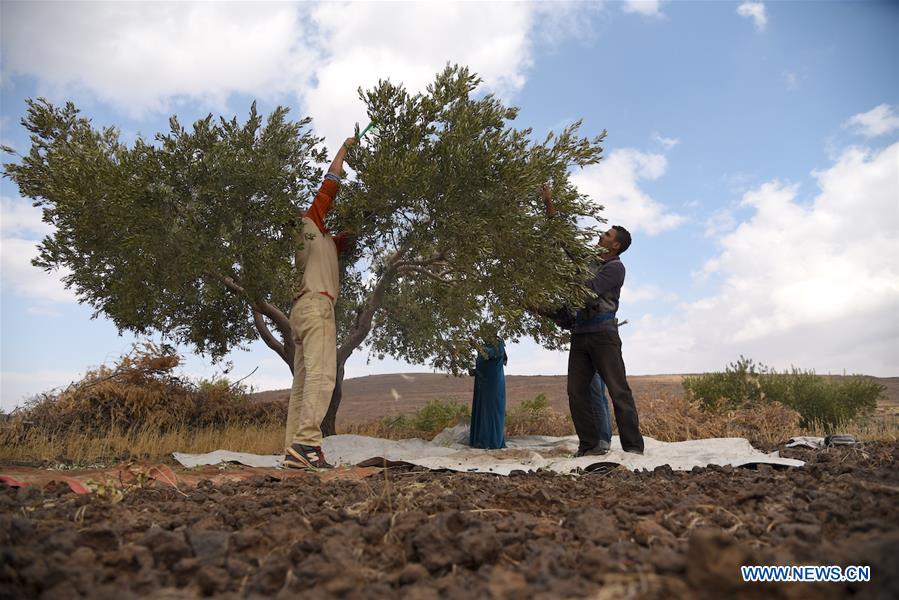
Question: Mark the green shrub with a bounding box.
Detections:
[378,414,412,433]
[764,371,881,432]
[683,357,883,432]
[410,398,470,432]
[367,398,470,439]
[515,393,551,414]
[683,357,766,411]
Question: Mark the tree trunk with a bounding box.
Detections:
[317,245,411,436]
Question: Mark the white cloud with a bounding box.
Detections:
[737,2,768,32]
[25,305,63,318]
[501,339,567,376]
[0,369,83,412]
[0,237,76,303]
[572,148,686,235]
[651,132,679,151]
[1,2,317,116]
[783,71,799,91]
[533,2,603,48]
[1,196,52,237]
[624,142,899,376]
[0,197,72,305]
[0,1,598,154]
[844,104,899,138]
[622,1,663,18]
[621,283,677,304]
[703,208,737,238]
[1,116,17,152]
[302,2,544,152]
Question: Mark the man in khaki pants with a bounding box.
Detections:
[284,135,356,470]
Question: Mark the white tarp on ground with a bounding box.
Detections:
[173,425,803,473]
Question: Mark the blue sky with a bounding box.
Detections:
[2,1,898,412]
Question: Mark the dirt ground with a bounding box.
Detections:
[1,443,897,599]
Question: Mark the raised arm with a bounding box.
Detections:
[305,136,357,233]
[328,136,356,177]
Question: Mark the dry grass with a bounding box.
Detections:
[5,394,895,464]
[3,345,894,465]
[0,342,287,464]
[338,419,432,440]
[637,394,803,449]
[802,413,898,442]
[0,422,285,464]
[504,402,575,437]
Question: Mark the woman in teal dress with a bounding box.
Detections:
[469,340,507,449]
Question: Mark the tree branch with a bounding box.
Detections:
[393,252,447,270]
[396,265,460,284]
[208,272,245,295]
[205,271,294,366]
[337,244,409,364]
[253,310,288,364]
[252,299,292,343]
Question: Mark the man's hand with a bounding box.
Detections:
[328,135,357,176]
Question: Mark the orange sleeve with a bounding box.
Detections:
[304,178,339,234]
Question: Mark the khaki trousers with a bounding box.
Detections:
[285,294,337,447]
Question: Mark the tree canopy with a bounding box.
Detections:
[6,98,324,362]
[4,65,607,424]
[341,66,607,372]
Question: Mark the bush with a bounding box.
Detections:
[409,398,470,433]
[516,393,551,414]
[683,357,882,432]
[682,357,767,411]
[2,342,285,443]
[344,398,470,440]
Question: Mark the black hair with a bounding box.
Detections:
[611,225,632,254]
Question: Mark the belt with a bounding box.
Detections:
[575,310,616,327]
[293,291,335,303]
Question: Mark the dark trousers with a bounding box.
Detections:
[567,329,644,452]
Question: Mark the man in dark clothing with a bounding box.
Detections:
[542,185,645,456]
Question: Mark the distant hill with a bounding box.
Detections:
[250,373,899,426]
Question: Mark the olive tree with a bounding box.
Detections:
[4,65,606,434]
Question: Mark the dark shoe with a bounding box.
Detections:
[594,440,611,453]
[575,441,611,457]
[284,444,333,470]
[582,447,609,457]
[623,448,644,455]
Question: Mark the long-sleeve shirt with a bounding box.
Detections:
[571,255,625,334]
[294,173,351,302]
